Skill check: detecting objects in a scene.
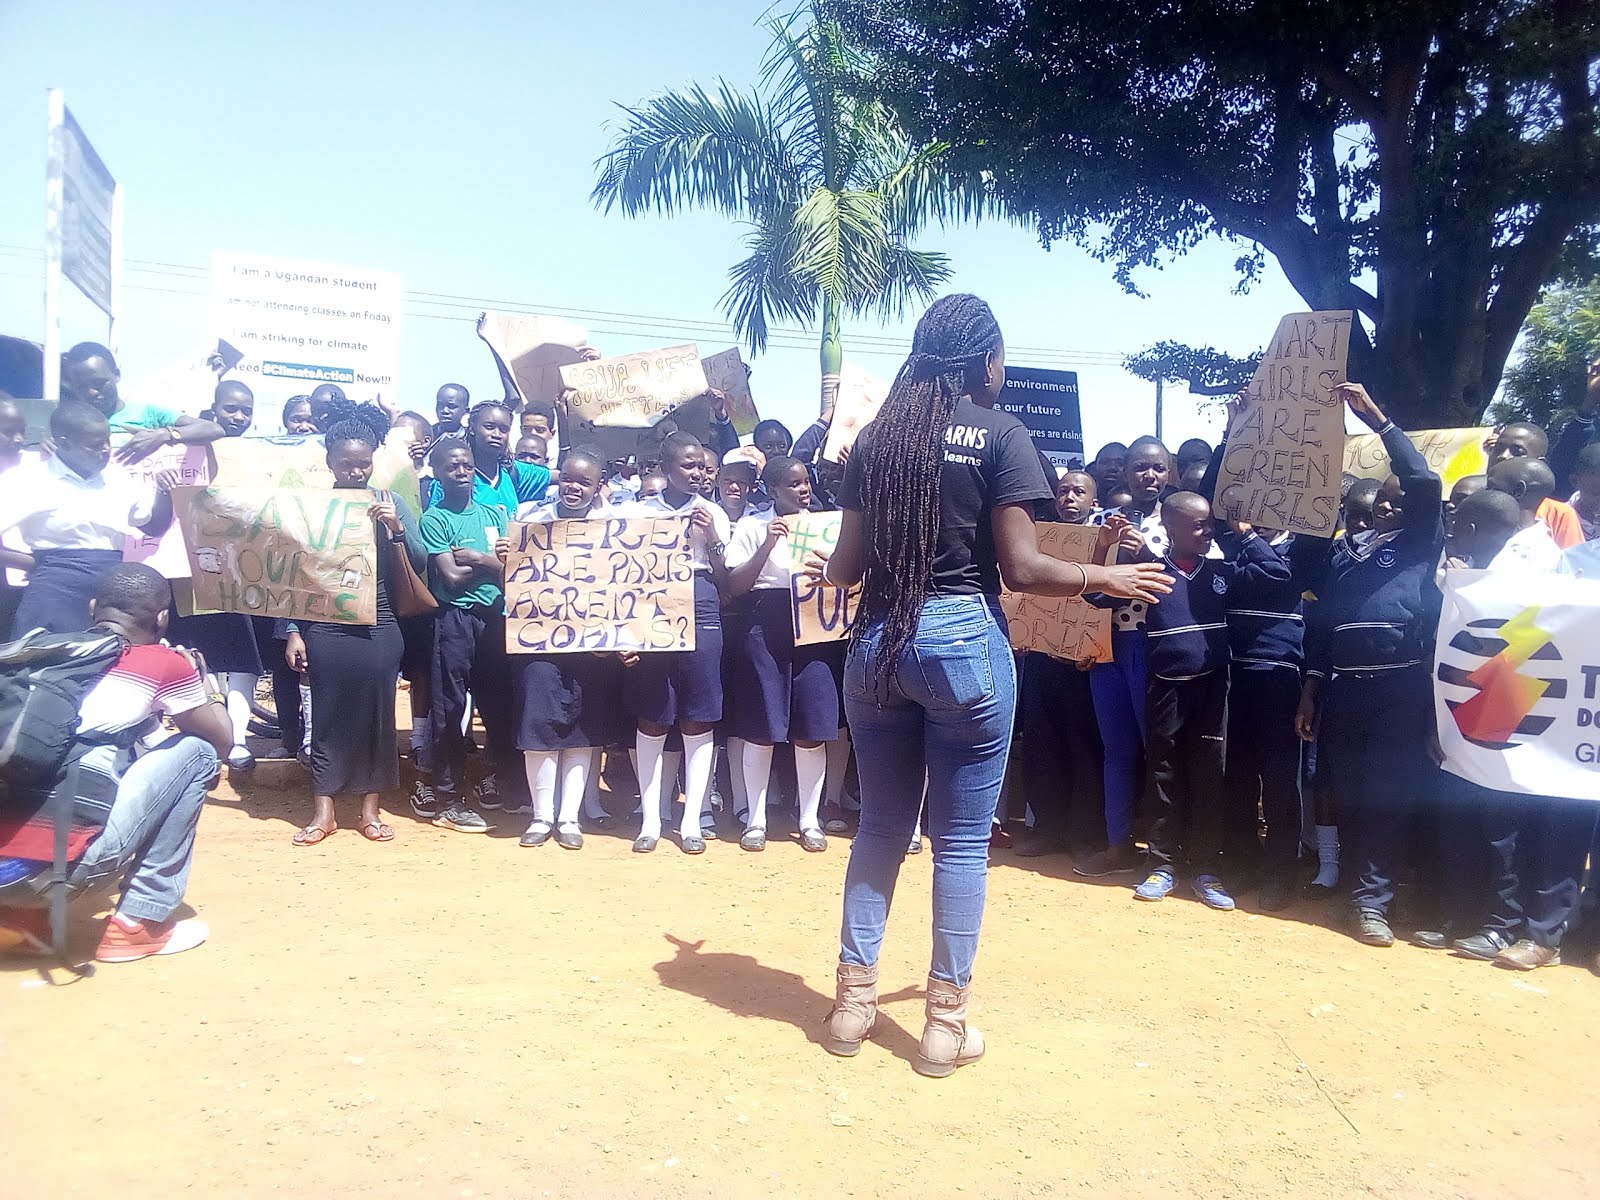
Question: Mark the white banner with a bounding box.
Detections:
[1434,569,1600,801]
[209,252,403,432]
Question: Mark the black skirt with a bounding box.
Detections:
[166,610,264,674]
[514,653,624,751]
[304,617,404,795]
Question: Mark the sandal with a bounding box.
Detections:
[292,823,335,846]
[357,820,395,842]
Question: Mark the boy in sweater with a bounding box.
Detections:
[1095,491,1292,910]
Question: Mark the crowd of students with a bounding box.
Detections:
[2,328,1598,982]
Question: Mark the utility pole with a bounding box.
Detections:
[1154,377,1164,442]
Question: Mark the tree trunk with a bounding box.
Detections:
[819,293,842,417]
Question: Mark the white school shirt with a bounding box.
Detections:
[515,498,615,523]
[725,511,792,591]
[1489,521,1563,573]
[0,454,155,551]
[626,491,731,572]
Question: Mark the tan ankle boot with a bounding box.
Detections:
[914,975,985,1077]
[822,962,878,1056]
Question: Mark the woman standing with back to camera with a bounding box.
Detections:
[808,294,1171,1077]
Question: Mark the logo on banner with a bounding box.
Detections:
[1436,606,1566,750]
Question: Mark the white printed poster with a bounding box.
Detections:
[209,252,402,432]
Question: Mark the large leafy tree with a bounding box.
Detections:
[1493,276,1600,428]
[829,0,1600,427]
[592,4,985,412]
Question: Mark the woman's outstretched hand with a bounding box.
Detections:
[1090,562,1173,604]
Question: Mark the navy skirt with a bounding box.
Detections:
[514,652,624,751]
[626,573,724,726]
[728,588,844,744]
[12,549,123,636]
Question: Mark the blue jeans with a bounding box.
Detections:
[839,595,1016,987]
[1089,629,1148,847]
[71,735,217,923]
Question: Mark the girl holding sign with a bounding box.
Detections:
[625,431,731,855]
[722,456,844,853]
[804,294,1171,1077]
[285,402,424,846]
[509,449,622,850]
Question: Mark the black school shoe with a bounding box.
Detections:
[1452,929,1513,961]
[1353,909,1395,947]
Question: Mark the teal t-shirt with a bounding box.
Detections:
[420,499,505,608]
[108,398,183,431]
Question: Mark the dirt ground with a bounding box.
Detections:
[4,756,1598,1200]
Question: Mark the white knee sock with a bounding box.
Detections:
[635,732,668,839]
[582,748,606,820]
[224,673,254,748]
[796,743,827,833]
[678,731,714,840]
[741,742,774,832]
[524,750,558,824]
[825,731,850,809]
[1314,825,1340,888]
[727,736,749,819]
[557,748,591,826]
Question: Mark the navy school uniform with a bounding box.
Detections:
[1301,420,1444,918]
[1018,651,1106,848]
[624,491,732,726]
[1097,530,1291,870]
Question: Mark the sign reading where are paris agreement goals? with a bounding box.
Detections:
[503,517,695,653]
[783,511,859,645]
[177,486,378,625]
[1213,310,1353,536]
[209,252,403,431]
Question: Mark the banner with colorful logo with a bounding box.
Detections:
[1434,569,1600,801]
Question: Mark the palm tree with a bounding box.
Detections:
[592,3,986,413]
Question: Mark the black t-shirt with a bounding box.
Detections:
[840,396,1053,596]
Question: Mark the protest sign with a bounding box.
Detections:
[782,511,859,645]
[1345,427,1489,491]
[822,363,890,462]
[1001,523,1113,663]
[559,345,706,431]
[1213,310,1352,535]
[120,442,212,578]
[996,367,1085,469]
[700,348,761,437]
[1434,568,1600,801]
[503,517,694,653]
[209,435,420,515]
[210,252,403,432]
[478,311,591,409]
[179,486,378,625]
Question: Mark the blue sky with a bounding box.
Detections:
[0,0,1307,452]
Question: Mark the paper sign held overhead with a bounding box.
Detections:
[822,363,890,463]
[503,517,695,653]
[1001,523,1113,664]
[700,348,761,437]
[178,486,378,626]
[479,311,592,409]
[559,345,706,430]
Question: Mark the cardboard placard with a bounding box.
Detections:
[1344,427,1489,490]
[559,344,705,431]
[210,434,421,516]
[178,486,378,625]
[478,310,592,408]
[822,363,890,463]
[1213,310,1352,535]
[700,348,761,437]
[783,511,860,645]
[503,516,694,653]
[121,442,213,579]
[1001,523,1113,663]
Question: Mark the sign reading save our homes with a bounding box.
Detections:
[784,511,859,646]
[559,345,707,430]
[178,486,378,625]
[1213,310,1353,536]
[503,517,694,653]
[1001,523,1113,663]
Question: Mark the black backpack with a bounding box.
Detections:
[0,627,129,963]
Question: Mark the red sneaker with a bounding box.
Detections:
[0,906,51,957]
[94,913,209,963]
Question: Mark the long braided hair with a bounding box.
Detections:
[855,294,1003,685]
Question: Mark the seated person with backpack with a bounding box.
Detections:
[0,563,232,963]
